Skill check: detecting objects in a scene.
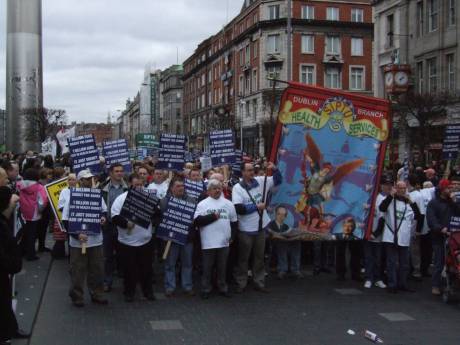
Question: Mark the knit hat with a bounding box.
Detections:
[0,186,13,213]
[438,179,452,191]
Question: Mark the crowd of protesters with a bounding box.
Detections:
[1,150,460,344]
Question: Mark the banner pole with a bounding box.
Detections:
[444,160,451,179]
[82,242,86,255]
[162,241,172,260]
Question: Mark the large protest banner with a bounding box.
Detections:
[269,83,390,240]
[156,196,196,245]
[120,189,159,228]
[45,177,69,230]
[442,124,460,160]
[102,139,131,173]
[209,129,236,166]
[68,188,102,234]
[68,135,101,174]
[156,134,186,171]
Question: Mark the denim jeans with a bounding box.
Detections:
[432,241,445,288]
[364,241,383,282]
[275,241,301,273]
[164,242,193,293]
[385,243,409,289]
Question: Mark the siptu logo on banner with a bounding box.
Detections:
[209,129,236,167]
[102,139,132,173]
[120,189,160,228]
[68,135,101,174]
[269,83,390,240]
[156,134,187,171]
[156,196,196,246]
[184,179,205,200]
[68,188,102,235]
[442,124,460,160]
[45,177,69,230]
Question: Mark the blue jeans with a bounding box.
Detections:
[364,241,383,282]
[432,241,445,288]
[275,241,301,273]
[385,243,409,289]
[164,242,193,293]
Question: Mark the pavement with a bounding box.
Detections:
[12,255,460,345]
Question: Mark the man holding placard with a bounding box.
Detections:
[157,178,197,297]
[62,169,108,307]
[147,169,169,199]
[111,173,161,302]
[194,179,238,299]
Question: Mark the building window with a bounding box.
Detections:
[326,7,339,21]
[201,94,205,108]
[301,34,314,53]
[208,91,212,105]
[350,66,365,90]
[301,5,314,19]
[417,2,424,37]
[208,70,212,83]
[246,75,251,93]
[267,65,281,86]
[300,65,315,85]
[201,74,205,86]
[268,5,280,20]
[240,49,244,66]
[326,36,340,55]
[325,67,341,89]
[253,40,258,58]
[267,34,280,53]
[386,14,394,47]
[427,57,437,92]
[449,0,456,26]
[245,45,251,64]
[239,75,244,96]
[253,69,258,91]
[245,101,250,118]
[252,100,258,121]
[351,37,363,56]
[447,54,455,90]
[428,0,438,32]
[253,13,258,24]
[417,61,424,93]
[351,8,364,22]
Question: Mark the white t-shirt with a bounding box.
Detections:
[382,198,415,247]
[146,180,169,199]
[232,176,274,233]
[370,193,386,242]
[111,191,153,247]
[58,188,70,211]
[194,195,237,249]
[419,187,435,234]
[62,192,107,248]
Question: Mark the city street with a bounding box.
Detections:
[13,255,460,345]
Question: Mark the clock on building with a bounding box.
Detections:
[394,71,409,86]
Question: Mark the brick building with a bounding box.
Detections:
[183,0,373,156]
[72,122,114,146]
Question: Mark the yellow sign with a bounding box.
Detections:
[45,177,69,223]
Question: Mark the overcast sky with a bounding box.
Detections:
[0,0,242,123]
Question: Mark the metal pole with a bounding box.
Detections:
[287,0,292,81]
[6,0,43,152]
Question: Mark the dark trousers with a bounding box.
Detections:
[37,206,51,250]
[364,241,383,282]
[119,240,153,297]
[202,247,229,293]
[0,274,18,341]
[313,241,334,269]
[235,231,266,289]
[336,240,362,278]
[432,241,445,288]
[420,233,432,275]
[20,220,39,259]
[385,243,409,289]
[102,223,118,287]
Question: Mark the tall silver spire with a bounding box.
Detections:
[6,0,43,153]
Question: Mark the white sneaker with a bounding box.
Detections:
[364,280,372,288]
[375,280,387,289]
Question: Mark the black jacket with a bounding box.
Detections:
[426,191,460,243]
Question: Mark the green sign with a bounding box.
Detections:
[136,133,158,147]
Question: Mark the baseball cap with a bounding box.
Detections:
[438,179,452,190]
[77,169,94,180]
